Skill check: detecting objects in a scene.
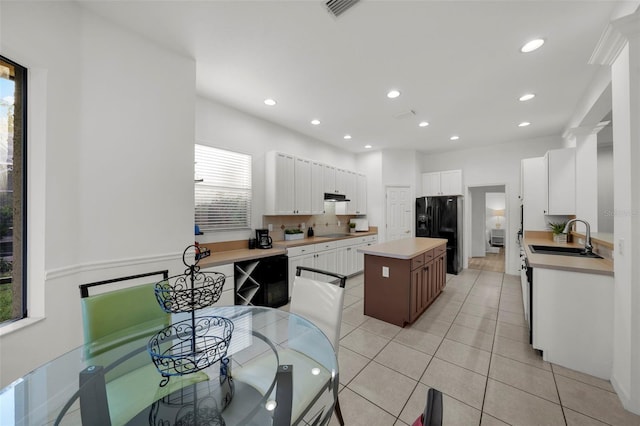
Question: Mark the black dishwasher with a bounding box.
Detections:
[234,255,288,308]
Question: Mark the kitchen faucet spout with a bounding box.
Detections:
[563,219,593,254]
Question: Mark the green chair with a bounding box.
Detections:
[79,271,208,425]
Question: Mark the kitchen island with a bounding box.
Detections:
[359,238,447,327]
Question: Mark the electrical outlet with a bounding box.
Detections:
[268,224,273,232]
[382,266,389,278]
[301,222,306,229]
[338,221,341,227]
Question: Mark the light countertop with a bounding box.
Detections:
[197,230,378,267]
[358,237,447,260]
[523,236,614,276]
[197,247,287,268]
[273,230,378,248]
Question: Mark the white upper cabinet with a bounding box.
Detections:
[544,148,576,215]
[356,173,367,215]
[422,170,463,196]
[267,151,366,215]
[323,165,336,194]
[294,157,312,214]
[345,171,357,214]
[311,161,324,214]
[265,152,295,215]
[521,156,547,231]
[335,168,348,195]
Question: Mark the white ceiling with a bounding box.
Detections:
[79,0,637,154]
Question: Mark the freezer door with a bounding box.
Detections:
[416,197,429,237]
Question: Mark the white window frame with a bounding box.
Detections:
[194,144,252,232]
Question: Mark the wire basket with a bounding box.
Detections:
[148,316,234,379]
[154,271,226,313]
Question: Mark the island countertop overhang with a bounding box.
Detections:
[357,237,447,260]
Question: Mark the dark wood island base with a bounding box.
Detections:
[359,238,447,327]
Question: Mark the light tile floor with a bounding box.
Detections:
[324,269,640,426]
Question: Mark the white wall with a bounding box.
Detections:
[611,38,640,413]
[470,188,487,257]
[195,97,358,243]
[421,136,563,275]
[0,2,196,386]
[356,150,383,238]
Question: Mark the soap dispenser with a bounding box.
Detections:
[307,227,314,237]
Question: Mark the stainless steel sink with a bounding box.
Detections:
[319,233,352,238]
[529,245,603,259]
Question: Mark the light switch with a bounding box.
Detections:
[382,266,389,278]
[619,238,624,255]
[268,224,273,232]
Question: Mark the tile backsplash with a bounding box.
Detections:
[263,204,362,240]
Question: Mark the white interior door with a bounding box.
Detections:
[386,186,413,241]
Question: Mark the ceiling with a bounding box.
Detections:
[79,1,637,154]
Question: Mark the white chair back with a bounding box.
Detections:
[290,275,344,354]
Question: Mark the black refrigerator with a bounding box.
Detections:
[416,196,463,274]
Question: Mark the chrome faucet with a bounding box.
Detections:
[563,219,593,254]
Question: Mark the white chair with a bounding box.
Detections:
[232,266,347,425]
[290,266,346,426]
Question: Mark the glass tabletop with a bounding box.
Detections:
[0,306,339,425]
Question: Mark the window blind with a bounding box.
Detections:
[195,144,252,231]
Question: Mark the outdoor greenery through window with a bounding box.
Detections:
[0,56,27,324]
[195,145,251,232]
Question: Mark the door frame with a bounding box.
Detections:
[465,183,510,273]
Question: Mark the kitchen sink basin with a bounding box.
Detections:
[529,245,603,259]
[319,233,352,238]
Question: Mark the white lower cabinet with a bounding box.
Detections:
[201,263,235,306]
[287,241,338,296]
[532,267,613,379]
[356,235,378,272]
[336,244,358,276]
[287,236,378,295]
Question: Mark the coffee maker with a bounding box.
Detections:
[256,229,273,249]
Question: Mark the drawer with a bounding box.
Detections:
[202,263,234,277]
[287,245,314,257]
[337,237,362,248]
[314,241,338,252]
[411,254,425,270]
[423,249,434,262]
[364,235,378,243]
[435,245,446,255]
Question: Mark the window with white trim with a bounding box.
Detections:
[194,144,252,232]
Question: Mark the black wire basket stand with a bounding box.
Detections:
[148,245,233,385]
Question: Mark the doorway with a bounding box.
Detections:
[385,186,412,241]
[468,185,506,273]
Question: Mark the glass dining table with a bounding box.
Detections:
[0,306,339,425]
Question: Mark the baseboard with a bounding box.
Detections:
[611,374,640,415]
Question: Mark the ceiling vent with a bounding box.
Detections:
[326,0,360,17]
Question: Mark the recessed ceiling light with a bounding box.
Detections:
[311,119,320,125]
[520,39,545,53]
[343,134,352,140]
[450,135,460,141]
[364,144,372,149]
[264,98,276,106]
[419,121,429,127]
[387,90,401,99]
[519,93,536,101]
[518,121,531,127]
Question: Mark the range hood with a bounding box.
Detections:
[324,193,350,202]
